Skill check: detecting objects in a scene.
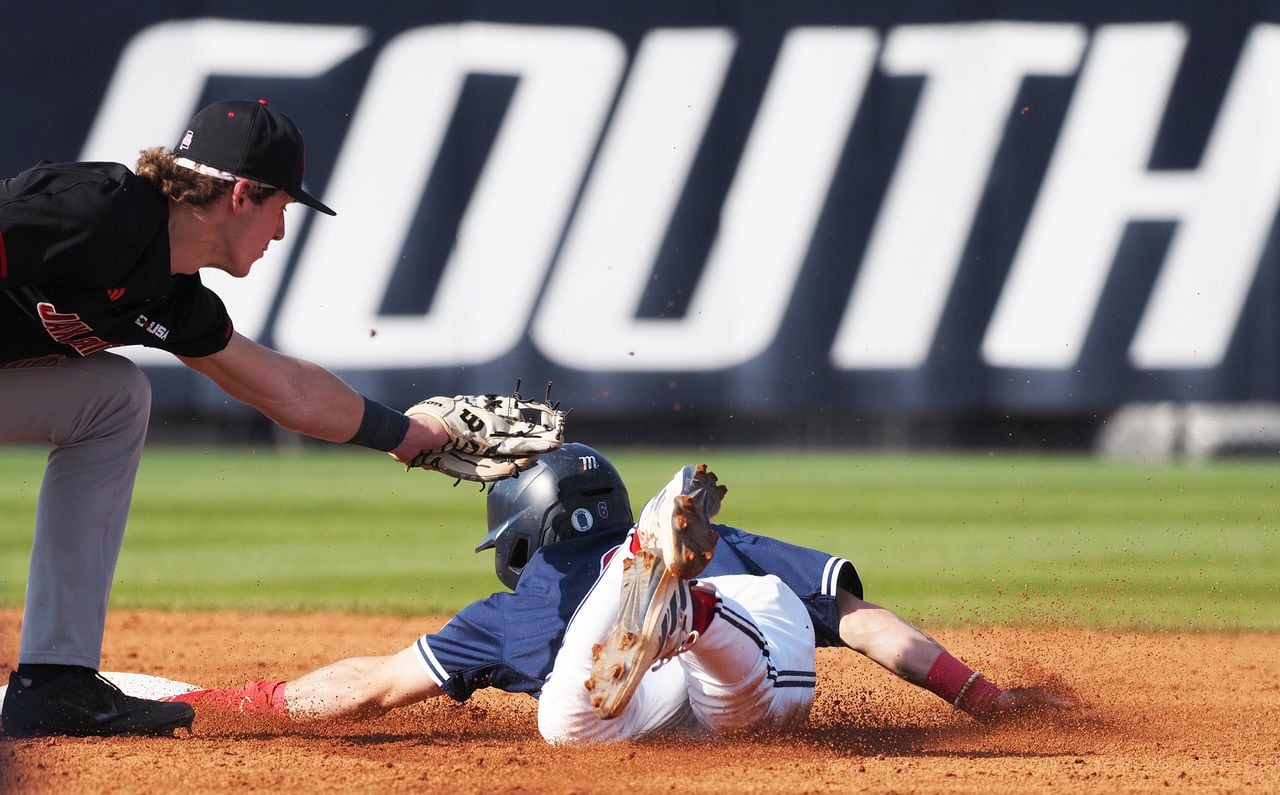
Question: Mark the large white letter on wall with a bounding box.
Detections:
[983,24,1280,369]
[536,28,879,371]
[831,23,1085,369]
[277,23,624,367]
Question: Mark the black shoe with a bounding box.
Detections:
[1,669,194,738]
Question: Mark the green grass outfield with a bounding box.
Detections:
[1,446,1277,631]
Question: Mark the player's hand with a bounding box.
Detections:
[399,390,566,483]
[392,411,538,482]
[987,686,1077,721]
[394,411,451,461]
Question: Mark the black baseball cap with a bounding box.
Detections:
[174,99,335,216]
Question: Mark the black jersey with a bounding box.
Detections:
[0,161,233,364]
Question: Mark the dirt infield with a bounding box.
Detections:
[1,609,1277,793]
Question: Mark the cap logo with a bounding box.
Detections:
[179,130,193,150]
[570,508,595,534]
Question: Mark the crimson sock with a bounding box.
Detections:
[164,681,290,718]
[922,651,1003,720]
[630,526,716,633]
[690,585,718,634]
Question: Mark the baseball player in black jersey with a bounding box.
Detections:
[164,444,1072,742]
[0,100,483,738]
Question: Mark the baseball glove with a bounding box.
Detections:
[404,392,567,482]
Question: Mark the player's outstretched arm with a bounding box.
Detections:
[168,645,444,722]
[836,589,1074,721]
[179,333,449,458]
[284,646,445,720]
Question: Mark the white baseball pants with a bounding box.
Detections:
[538,548,817,744]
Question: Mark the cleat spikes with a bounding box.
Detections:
[634,465,722,579]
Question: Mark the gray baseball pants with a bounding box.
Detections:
[0,352,150,668]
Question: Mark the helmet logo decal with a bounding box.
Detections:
[570,508,595,534]
[579,455,599,470]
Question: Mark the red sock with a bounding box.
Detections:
[631,526,717,633]
[690,585,717,634]
[923,652,1003,720]
[164,681,290,718]
[630,526,715,632]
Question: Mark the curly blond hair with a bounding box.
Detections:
[134,147,278,208]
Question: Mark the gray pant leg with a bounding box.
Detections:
[0,353,151,668]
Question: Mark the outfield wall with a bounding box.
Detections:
[5,3,1280,442]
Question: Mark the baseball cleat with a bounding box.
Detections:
[635,464,726,579]
[1,669,195,738]
[585,550,700,720]
[585,464,728,719]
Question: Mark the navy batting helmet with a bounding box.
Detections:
[477,443,633,590]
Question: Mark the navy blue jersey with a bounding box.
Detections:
[0,162,233,363]
[415,525,861,702]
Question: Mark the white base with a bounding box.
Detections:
[1,671,201,702]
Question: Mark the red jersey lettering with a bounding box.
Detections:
[37,302,93,341]
[35,301,118,356]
